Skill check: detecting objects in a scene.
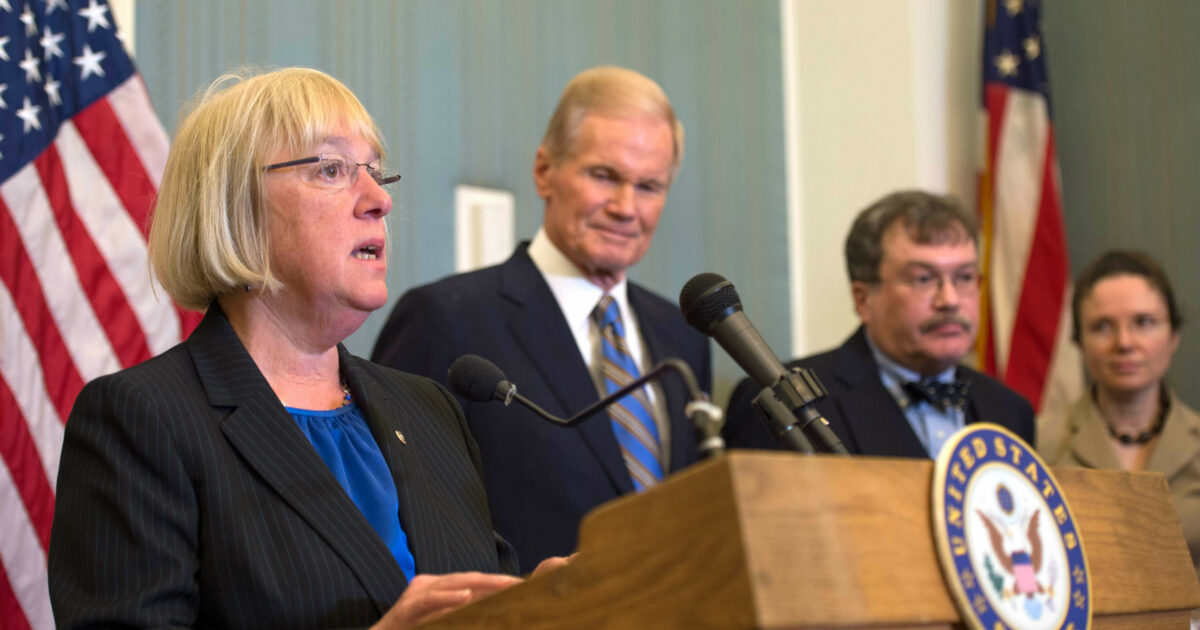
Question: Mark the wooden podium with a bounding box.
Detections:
[421,452,1200,628]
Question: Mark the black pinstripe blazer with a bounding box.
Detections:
[49,304,516,630]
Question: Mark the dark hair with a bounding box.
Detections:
[845,190,978,283]
[1071,250,1182,343]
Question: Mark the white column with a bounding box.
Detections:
[781,0,981,356]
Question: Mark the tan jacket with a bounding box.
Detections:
[1038,391,1200,578]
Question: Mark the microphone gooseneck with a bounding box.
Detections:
[679,272,847,455]
[447,354,725,460]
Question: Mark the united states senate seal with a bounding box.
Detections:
[932,423,1091,630]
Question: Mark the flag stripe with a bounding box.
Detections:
[107,75,170,190]
[1,283,67,486]
[2,167,122,383]
[984,85,1009,177]
[0,559,34,630]
[57,119,182,356]
[991,90,1049,372]
[1003,132,1069,406]
[34,145,153,368]
[0,378,55,551]
[0,199,87,422]
[1040,288,1081,416]
[0,456,53,630]
[72,93,158,236]
[99,78,204,344]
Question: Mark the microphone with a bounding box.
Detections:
[448,354,516,405]
[448,354,725,460]
[448,354,556,422]
[679,273,847,455]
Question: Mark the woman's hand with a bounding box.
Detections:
[529,552,577,577]
[372,572,522,629]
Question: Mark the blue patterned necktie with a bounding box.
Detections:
[594,295,663,491]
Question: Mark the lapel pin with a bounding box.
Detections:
[395,429,407,445]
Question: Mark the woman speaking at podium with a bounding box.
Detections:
[47,67,549,629]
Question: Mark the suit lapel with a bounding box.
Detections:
[1147,395,1200,480]
[1067,396,1123,469]
[832,329,929,457]
[959,368,1005,430]
[498,249,633,494]
[189,306,406,614]
[961,371,987,427]
[341,351,462,575]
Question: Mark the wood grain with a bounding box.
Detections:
[420,452,1199,628]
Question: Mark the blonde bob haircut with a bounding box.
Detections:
[149,67,386,311]
[539,66,684,180]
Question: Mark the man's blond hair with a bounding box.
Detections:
[539,66,684,179]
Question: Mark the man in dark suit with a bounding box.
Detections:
[372,66,711,572]
[724,190,1034,458]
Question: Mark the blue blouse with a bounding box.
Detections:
[286,402,417,581]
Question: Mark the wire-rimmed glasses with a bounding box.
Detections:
[262,152,401,190]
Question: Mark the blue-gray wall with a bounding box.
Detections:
[1044,0,1199,407]
[135,1,1199,409]
[136,0,788,402]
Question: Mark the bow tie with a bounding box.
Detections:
[902,378,971,411]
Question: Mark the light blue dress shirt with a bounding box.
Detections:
[865,336,964,458]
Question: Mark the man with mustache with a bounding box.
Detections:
[372,66,710,572]
[723,190,1034,458]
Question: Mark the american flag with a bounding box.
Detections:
[977,0,1081,415]
[1,1,198,628]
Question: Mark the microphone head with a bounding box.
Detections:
[448,354,509,402]
[679,272,743,334]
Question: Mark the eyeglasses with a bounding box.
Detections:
[874,268,982,297]
[262,152,401,190]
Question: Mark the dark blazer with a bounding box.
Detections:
[49,304,515,630]
[723,326,1035,456]
[371,243,711,572]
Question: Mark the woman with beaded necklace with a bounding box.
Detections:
[1038,250,1199,580]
